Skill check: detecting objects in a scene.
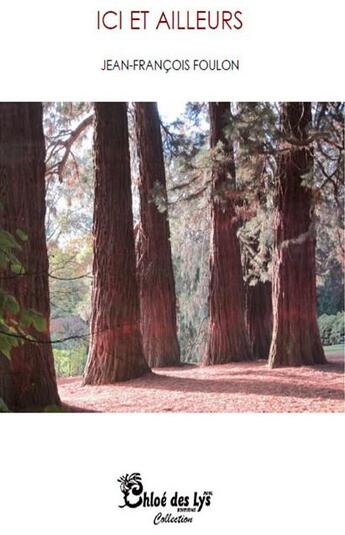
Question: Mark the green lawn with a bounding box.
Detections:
[323,344,345,353]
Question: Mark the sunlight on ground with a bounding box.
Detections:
[58,352,344,414]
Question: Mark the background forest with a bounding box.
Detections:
[42,102,344,376]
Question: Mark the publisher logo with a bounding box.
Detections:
[117,472,213,525]
[118,472,144,508]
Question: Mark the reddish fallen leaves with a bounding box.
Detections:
[58,352,344,413]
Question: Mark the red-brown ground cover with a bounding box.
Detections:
[58,352,344,413]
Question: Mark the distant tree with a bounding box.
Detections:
[269,102,326,367]
[203,102,252,365]
[83,103,149,384]
[134,103,180,367]
[0,102,60,408]
[241,208,273,360]
[230,104,276,359]
[243,227,272,359]
[244,281,272,359]
[314,102,344,316]
[160,103,210,362]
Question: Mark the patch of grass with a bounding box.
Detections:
[0,397,10,412]
[323,344,345,353]
[44,405,69,412]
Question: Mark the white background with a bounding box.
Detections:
[0,0,344,101]
[1,415,344,534]
[0,1,344,534]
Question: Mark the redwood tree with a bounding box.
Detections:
[245,280,272,359]
[268,102,326,367]
[203,103,252,365]
[83,103,149,384]
[134,103,180,367]
[0,102,60,409]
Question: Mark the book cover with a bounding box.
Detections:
[0,1,344,534]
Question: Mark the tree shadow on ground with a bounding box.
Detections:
[13,403,97,413]
[121,372,344,401]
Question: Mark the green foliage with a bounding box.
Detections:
[0,227,47,360]
[53,347,87,377]
[0,229,24,275]
[316,207,344,315]
[318,313,345,345]
[44,405,67,413]
[317,268,344,315]
[49,246,91,320]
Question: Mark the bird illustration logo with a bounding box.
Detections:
[117,472,144,508]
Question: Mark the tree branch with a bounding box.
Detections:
[46,113,94,181]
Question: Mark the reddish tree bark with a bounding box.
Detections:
[245,280,272,359]
[134,103,180,367]
[0,102,60,409]
[268,102,326,367]
[83,103,149,384]
[203,103,252,365]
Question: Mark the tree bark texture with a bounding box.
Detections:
[203,102,252,365]
[268,102,326,367]
[134,103,180,367]
[245,281,272,359]
[0,102,60,409]
[83,103,149,384]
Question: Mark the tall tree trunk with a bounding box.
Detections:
[268,102,326,367]
[0,102,60,409]
[134,103,180,367]
[203,102,252,365]
[245,280,272,359]
[83,103,149,384]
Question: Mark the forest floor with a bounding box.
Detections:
[58,350,344,413]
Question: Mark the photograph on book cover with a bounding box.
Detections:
[0,101,343,413]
